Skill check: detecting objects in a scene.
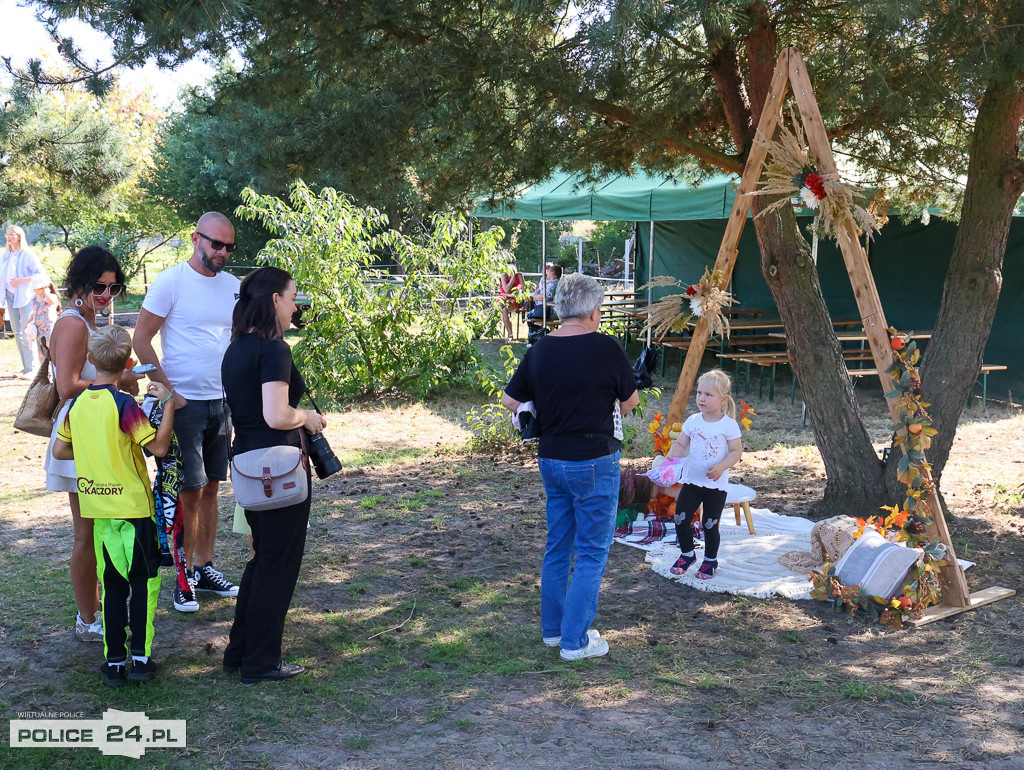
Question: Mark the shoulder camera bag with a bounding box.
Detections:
[230,430,309,512]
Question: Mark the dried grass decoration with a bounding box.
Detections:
[641,268,735,341]
[749,109,881,241]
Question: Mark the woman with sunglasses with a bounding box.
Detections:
[45,245,142,642]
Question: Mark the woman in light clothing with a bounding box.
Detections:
[2,225,46,376]
[45,246,141,642]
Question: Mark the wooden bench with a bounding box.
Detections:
[848,364,1007,412]
[720,349,879,401]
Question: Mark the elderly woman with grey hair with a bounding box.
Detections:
[503,272,639,661]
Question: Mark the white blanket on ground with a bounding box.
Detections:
[615,508,973,600]
[616,508,817,599]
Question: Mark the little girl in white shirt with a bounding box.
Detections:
[664,369,743,580]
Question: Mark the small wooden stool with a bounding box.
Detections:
[726,483,756,534]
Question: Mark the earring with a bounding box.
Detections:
[74,297,83,307]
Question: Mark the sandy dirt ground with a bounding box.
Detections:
[0,336,1022,769]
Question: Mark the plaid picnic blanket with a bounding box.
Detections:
[614,519,674,546]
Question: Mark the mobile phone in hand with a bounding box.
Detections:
[131,363,158,374]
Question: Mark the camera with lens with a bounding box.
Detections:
[305,429,342,479]
[300,393,342,479]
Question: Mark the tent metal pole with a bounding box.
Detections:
[624,231,632,286]
[541,220,547,323]
[647,221,654,346]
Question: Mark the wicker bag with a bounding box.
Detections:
[231,444,308,511]
[13,357,60,437]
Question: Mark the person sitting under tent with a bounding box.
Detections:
[527,264,562,339]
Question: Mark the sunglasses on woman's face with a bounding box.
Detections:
[92,282,125,297]
[196,232,237,253]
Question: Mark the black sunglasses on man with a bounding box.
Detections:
[196,232,237,253]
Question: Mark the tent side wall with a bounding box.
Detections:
[635,217,1023,395]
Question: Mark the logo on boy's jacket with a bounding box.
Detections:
[77,478,125,496]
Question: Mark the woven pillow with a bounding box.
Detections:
[778,515,860,571]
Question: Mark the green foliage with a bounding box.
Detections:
[236,180,506,401]
[0,83,183,271]
[28,0,1016,213]
[621,386,661,455]
[484,218,572,276]
[466,345,523,451]
[71,196,187,281]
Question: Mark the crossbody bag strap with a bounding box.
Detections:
[224,385,307,465]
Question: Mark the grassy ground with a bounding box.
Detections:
[0,334,1022,769]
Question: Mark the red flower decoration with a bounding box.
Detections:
[685,285,698,297]
[804,173,827,200]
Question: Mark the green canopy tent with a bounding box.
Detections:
[475,172,1023,396]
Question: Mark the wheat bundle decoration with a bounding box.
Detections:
[748,108,881,241]
[641,268,735,341]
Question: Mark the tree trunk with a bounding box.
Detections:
[921,78,1024,483]
[728,22,888,517]
[751,199,888,515]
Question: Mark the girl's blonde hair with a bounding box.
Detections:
[698,368,736,419]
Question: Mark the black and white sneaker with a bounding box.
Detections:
[194,562,239,597]
[173,581,199,612]
[99,662,127,687]
[128,658,159,682]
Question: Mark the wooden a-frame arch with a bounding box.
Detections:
[664,47,1013,622]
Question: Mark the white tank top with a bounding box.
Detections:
[52,307,98,382]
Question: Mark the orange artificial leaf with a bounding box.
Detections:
[739,401,757,431]
[647,493,677,521]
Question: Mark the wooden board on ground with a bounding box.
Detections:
[906,586,1017,627]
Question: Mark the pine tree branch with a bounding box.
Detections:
[583,96,743,172]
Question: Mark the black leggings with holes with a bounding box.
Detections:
[675,483,727,561]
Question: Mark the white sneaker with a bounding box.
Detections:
[559,630,609,661]
[545,628,600,648]
[75,611,103,642]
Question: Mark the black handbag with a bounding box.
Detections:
[632,345,660,389]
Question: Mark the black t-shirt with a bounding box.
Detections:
[504,331,636,461]
[222,333,305,455]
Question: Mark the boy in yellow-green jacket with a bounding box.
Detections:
[53,325,178,686]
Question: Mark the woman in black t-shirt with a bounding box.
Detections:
[221,267,327,684]
[503,272,639,662]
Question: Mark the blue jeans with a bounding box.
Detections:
[538,451,621,652]
[5,303,35,372]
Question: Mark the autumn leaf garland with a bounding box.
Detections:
[809,329,948,628]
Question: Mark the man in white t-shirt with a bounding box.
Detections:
[134,212,242,613]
